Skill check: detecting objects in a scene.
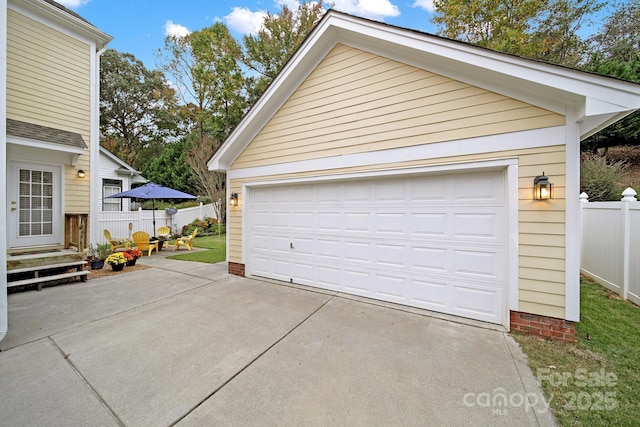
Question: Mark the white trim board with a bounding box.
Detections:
[229,126,563,180]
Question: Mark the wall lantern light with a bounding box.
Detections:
[533,172,553,200]
[230,192,239,207]
[77,170,86,179]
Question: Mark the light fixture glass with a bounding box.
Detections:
[533,172,553,200]
[230,193,238,207]
[77,170,86,179]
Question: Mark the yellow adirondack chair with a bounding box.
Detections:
[104,229,130,252]
[157,226,171,239]
[132,231,159,256]
[174,228,198,251]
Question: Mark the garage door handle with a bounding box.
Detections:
[290,242,294,249]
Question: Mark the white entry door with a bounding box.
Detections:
[249,171,507,324]
[8,162,62,248]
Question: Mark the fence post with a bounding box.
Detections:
[621,188,637,300]
[579,192,589,270]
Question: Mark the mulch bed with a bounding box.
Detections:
[86,263,150,279]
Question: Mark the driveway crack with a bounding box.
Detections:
[50,337,126,427]
[169,294,336,426]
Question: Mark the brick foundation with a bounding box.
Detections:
[228,262,245,277]
[510,311,576,343]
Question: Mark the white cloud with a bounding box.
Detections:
[332,0,400,20]
[55,0,89,8]
[412,0,435,13]
[276,0,301,10]
[224,7,267,35]
[164,20,191,38]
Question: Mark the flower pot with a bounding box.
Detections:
[110,263,125,272]
[91,260,104,270]
[126,257,137,266]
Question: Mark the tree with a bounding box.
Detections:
[159,22,247,143]
[432,0,545,57]
[140,138,194,194]
[582,0,640,151]
[532,0,603,67]
[185,133,226,223]
[243,0,327,100]
[431,0,602,66]
[100,49,178,169]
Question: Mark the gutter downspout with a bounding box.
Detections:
[89,44,108,249]
[1,0,9,344]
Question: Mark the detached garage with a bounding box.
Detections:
[209,11,640,339]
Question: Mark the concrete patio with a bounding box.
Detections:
[0,254,555,426]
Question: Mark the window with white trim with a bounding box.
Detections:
[103,179,122,211]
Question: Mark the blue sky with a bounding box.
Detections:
[60,0,615,71]
[59,0,439,69]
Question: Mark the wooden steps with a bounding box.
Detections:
[7,256,88,292]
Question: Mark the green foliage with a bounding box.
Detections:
[242,0,327,99]
[100,49,179,170]
[431,0,601,66]
[139,138,195,194]
[181,216,224,236]
[580,155,627,201]
[582,0,640,151]
[89,243,112,261]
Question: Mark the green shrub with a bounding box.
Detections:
[580,155,628,201]
[181,216,225,236]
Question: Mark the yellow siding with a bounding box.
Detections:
[233,44,564,169]
[7,9,92,213]
[229,44,569,320]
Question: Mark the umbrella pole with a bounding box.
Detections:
[152,199,156,237]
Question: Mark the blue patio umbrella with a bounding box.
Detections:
[106,182,197,236]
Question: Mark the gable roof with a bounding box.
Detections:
[99,147,146,183]
[209,10,640,171]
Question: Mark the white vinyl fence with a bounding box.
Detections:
[581,188,640,305]
[98,203,217,244]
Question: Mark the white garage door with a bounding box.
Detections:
[249,171,506,324]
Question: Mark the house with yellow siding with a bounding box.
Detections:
[209,11,640,341]
[1,0,111,340]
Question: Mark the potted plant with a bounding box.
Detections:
[105,252,127,271]
[123,248,142,266]
[88,243,112,270]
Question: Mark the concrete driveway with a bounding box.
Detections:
[0,256,555,426]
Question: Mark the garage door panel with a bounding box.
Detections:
[412,246,449,271]
[411,279,449,307]
[345,212,370,232]
[344,241,371,263]
[375,243,407,267]
[316,239,340,259]
[454,213,502,240]
[249,170,506,325]
[293,212,314,230]
[410,177,448,201]
[411,213,449,236]
[454,285,502,322]
[375,274,406,299]
[343,270,372,292]
[317,212,341,231]
[375,212,407,234]
[453,173,503,202]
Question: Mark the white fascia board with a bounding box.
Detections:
[8,135,85,156]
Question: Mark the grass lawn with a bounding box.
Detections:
[513,277,640,426]
[166,234,226,263]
